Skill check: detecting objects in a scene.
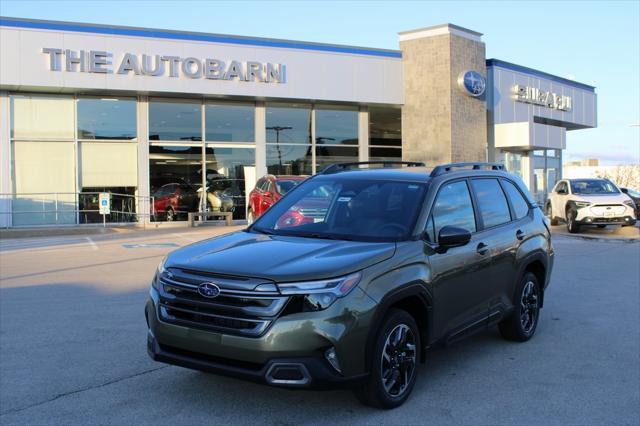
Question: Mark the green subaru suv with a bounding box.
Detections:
[145,162,554,409]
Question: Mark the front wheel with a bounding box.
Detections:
[546,203,558,226]
[499,272,541,342]
[566,210,581,233]
[355,309,420,409]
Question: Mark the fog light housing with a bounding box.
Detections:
[325,347,342,374]
[585,217,592,223]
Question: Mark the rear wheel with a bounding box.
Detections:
[499,272,541,342]
[355,309,420,409]
[546,203,558,226]
[165,207,176,222]
[566,209,581,233]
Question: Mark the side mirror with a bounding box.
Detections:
[438,226,471,249]
[557,188,567,195]
[264,191,274,198]
[620,188,628,194]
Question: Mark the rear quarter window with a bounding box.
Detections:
[471,178,511,228]
[502,180,530,220]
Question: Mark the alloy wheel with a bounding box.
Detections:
[381,324,417,397]
[520,281,538,334]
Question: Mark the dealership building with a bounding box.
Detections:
[0,17,597,227]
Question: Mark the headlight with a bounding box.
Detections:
[575,201,592,208]
[278,272,362,310]
[152,256,168,290]
[624,200,636,208]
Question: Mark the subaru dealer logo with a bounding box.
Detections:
[198,282,221,298]
[458,70,486,97]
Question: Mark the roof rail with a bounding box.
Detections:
[429,162,505,177]
[320,161,425,174]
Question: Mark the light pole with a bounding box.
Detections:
[266,126,292,171]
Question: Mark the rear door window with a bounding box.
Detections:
[502,180,529,220]
[430,181,476,241]
[471,179,512,228]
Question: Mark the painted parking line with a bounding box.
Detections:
[85,236,99,250]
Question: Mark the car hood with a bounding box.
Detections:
[166,230,396,282]
[572,194,631,204]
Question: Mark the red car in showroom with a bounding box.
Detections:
[247,175,307,223]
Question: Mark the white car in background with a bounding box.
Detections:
[546,178,637,233]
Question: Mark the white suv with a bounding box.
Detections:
[546,179,637,233]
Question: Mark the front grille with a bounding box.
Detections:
[158,268,288,337]
[589,204,626,216]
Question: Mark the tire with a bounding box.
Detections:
[546,203,558,226]
[165,207,175,222]
[498,272,541,342]
[597,224,607,228]
[566,209,581,233]
[354,309,420,409]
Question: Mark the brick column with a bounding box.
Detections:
[399,24,487,166]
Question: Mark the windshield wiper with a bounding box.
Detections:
[296,232,353,241]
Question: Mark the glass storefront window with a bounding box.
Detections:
[370,107,401,147]
[204,147,255,220]
[79,188,137,224]
[77,98,137,140]
[315,107,358,145]
[504,152,524,179]
[205,103,255,142]
[149,145,203,221]
[266,104,311,144]
[370,147,402,160]
[267,145,312,175]
[12,141,76,225]
[149,101,202,141]
[316,145,359,171]
[11,95,75,139]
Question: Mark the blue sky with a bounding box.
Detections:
[1,0,638,165]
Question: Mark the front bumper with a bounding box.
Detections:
[575,216,636,226]
[145,286,375,389]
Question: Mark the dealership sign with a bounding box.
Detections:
[512,85,572,111]
[41,48,286,83]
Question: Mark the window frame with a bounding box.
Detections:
[425,178,480,242]
[498,178,532,222]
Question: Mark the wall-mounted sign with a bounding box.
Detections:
[457,70,486,97]
[41,48,286,83]
[512,85,572,111]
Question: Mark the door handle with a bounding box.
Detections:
[476,242,489,255]
[516,230,525,241]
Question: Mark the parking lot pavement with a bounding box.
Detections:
[550,222,640,241]
[0,230,639,425]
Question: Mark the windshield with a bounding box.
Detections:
[251,177,428,242]
[275,179,302,195]
[570,179,620,195]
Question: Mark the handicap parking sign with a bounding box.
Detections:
[98,193,111,215]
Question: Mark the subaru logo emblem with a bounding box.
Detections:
[198,282,221,298]
[457,70,486,97]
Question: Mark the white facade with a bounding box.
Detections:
[0,17,598,227]
[0,22,403,104]
[486,59,597,203]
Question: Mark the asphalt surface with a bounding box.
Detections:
[0,227,639,425]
